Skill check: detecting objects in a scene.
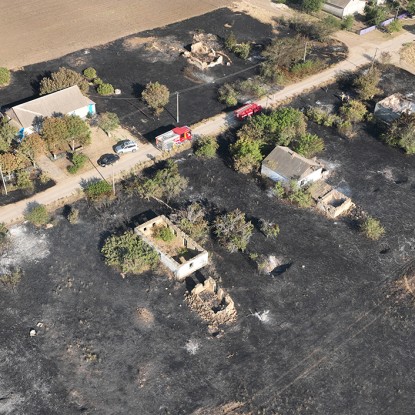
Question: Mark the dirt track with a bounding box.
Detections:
[0,0,231,69]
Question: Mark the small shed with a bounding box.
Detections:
[261,146,324,187]
[374,93,415,124]
[5,85,96,137]
[322,0,366,18]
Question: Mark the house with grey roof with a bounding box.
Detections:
[261,146,324,187]
[374,93,415,124]
[322,0,366,17]
[5,85,95,138]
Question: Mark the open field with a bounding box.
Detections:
[1,65,415,414]
[0,0,231,69]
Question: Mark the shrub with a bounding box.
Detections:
[16,170,34,190]
[293,133,325,158]
[67,207,79,224]
[305,107,340,127]
[224,32,237,51]
[153,225,174,242]
[364,4,388,26]
[238,78,266,98]
[101,231,159,274]
[97,83,114,96]
[0,268,22,288]
[84,180,113,201]
[260,220,280,239]
[218,83,238,107]
[230,136,263,173]
[387,19,402,33]
[341,15,354,30]
[233,42,251,60]
[290,60,323,78]
[67,152,88,174]
[25,204,50,226]
[214,209,254,252]
[273,181,286,199]
[97,112,120,134]
[287,181,313,208]
[141,81,170,116]
[194,135,218,158]
[340,99,367,123]
[0,67,11,86]
[39,67,89,95]
[301,0,323,13]
[94,77,103,86]
[0,223,8,246]
[383,113,415,154]
[39,172,50,184]
[83,67,97,80]
[361,216,385,240]
[353,67,382,100]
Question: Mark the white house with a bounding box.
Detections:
[374,93,415,124]
[261,146,324,187]
[5,85,96,138]
[322,0,366,18]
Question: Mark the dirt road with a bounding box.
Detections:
[0,0,231,69]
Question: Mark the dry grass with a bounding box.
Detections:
[400,43,415,66]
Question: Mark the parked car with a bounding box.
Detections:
[97,153,120,167]
[114,140,138,154]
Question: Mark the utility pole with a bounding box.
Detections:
[371,47,378,70]
[176,92,180,124]
[0,165,7,196]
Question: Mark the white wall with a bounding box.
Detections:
[343,0,366,16]
[322,3,344,18]
[301,168,323,186]
[69,104,96,119]
[261,165,288,184]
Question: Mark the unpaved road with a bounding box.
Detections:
[0,0,231,69]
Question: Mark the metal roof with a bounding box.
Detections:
[5,85,95,129]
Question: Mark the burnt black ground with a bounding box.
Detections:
[0,8,346,145]
[1,67,415,414]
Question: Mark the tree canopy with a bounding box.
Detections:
[39,67,89,95]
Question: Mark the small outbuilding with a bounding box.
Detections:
[374,93,415,124]
[5,85,96,137]
[322,0,366,17]
[261,146,324,187]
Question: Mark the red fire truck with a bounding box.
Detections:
[155,126,192,151]
[234,102,262,121]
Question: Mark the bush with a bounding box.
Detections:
[218,83,238,107]
[101,231,159,274]
[361,216,385,240]
[194,135,218,158]
[0,268,22,288]
[260,220,280,239]
[67,207,79,224]
[39,172,50,184]
[94,77,103,86]
[387,19,402,33]
[293,133,325,158]
[383,113,415,154]
[0,67,11,86]
[25,204,50,226]
[354,67,382,100]
[290,60,323,78]
[141,81,170,116]
[97,112,120,134]
[83,67,97,80]
[341,15,354,30]
[233,42,251,60]
[97,82,114,96]
[238,78,266,98]
[67,152,88,174]
[301,0,323,13]
[273,181,286,199]
[16,170,34,190]
[230,136,263,173]
[84,180,113,201]
[0,223,8,246]
[305,107,339,127]
[340,99,367,123]
[214,209,254,252]
[224,32,237,51]
[287,181,313,208]
[153,225,174,242]
[39,67,89,95]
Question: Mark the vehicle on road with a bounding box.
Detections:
[234,102,262,121]
[97,153,120,167]
[155,126,192,151]
[114,140,138,154]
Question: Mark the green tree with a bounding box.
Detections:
[67,152,88,174]
[97,83,114,96]
[83,67,97,80]
[224,32,237,51]
[293,133,325,158]
[340,99,367,123]
[214,209,254,252]
[0,118,18,152]
[194,135,218,158]
[39,67,89,95]
[361,216,385,240]
[24,204,49,226]
[135,160,188,202]
[16,170,33,190]
[153,225,175,242]
[0,68,11,86]
[97,112,120,135]
[64,115,91,147]
[364,4,388,26]
[17,133,45,167]
[41,117,68,152]
[218,83,238,107]
[341,15,354,30]
[0,153,25,176]
[287,180,313,207]
[84,180,113,201]
[301,0,323,13]
[383,113,415,154]
[101,231,159,274]
[230,136,263,173]
[353,67,382,100]
[387,19,402,33]
[141,81,170,116]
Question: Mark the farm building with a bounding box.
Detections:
[261,146,324,187]
[374,93,415,124]
[135,215,209,281]
[5,85,96,137]
[322,0,366,17]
